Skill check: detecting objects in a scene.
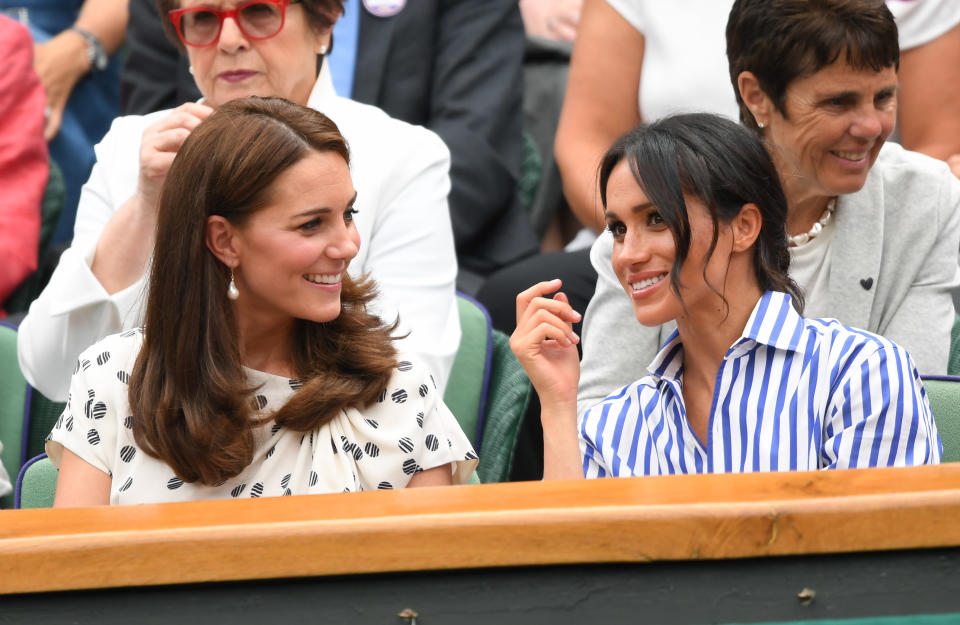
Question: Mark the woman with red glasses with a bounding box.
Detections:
[18,0,461,410]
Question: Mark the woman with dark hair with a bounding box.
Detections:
[577,0,960,418]
[512,113,940,479]
[47,98,477,505]
[19,0,462,406]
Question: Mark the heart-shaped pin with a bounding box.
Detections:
[860,277,873,290]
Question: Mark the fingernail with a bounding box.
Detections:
[569,332,580,344]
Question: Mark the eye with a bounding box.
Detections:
[344,208,359,223]
[605,220,627,239]
[646,211,666,228]
[298,217,321,232]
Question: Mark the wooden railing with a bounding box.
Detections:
[2,464,960,595]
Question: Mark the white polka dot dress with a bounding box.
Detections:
[47,329,478,505]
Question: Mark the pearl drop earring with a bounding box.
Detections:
[319,44,328,55]
[757,121,765,129]
[227,270,239,301]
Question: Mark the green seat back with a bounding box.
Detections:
[17,455,57,509]
[26,390,65,462]
[0,322,28,508]
[477,330,532,483]
[949,314,960,376]
[444,295,493,448]
[921,376,960,463]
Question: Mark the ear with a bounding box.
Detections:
[312,16,337,55]
[730,203,762,253]
[737,71,772,128]
[206,215,241,267]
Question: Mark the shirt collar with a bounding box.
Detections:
[645,291,806,382]
[306,62,338,110]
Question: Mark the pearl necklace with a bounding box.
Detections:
[788,197,836,247]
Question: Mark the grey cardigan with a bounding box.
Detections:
[577,143,960,416]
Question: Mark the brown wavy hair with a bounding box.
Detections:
[129,96,398,485]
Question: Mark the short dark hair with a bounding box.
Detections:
[726,0,899,132]
[157,0,344,49]
[599,113,803,314]
[130,97,398,485]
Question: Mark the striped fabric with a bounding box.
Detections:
[579,291,942,477]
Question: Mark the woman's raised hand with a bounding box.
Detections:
[510,279,582,409]
[137,102,214,211]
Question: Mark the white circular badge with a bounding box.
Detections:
[362,0,405,18]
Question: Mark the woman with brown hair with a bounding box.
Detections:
[47,97,477,505]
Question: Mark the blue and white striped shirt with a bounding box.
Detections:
[579,291,942,477]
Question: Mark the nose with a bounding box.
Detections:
[614,228,652,269]
[327,222,360,262]
[217,16,249,52]
[849,105,884,141]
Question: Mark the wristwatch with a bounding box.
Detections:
[68,26,108,72]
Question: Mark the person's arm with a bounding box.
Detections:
[407,465,453,487]
[18,105,210,400]
[32,0,129,140]
[554,0,642,232]
[510,280,584,480]
[576,232,666,416]
[897,23,960,162]
[0,18,44,310]
[872,171,960,375]
[822,344,941,469]
[53,448,112,507]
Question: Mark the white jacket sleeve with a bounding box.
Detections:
[18,118,148,402]
[359,127,460,395]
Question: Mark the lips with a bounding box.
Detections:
[218,70,257,83]
[304,273,341,285]
[831,149,868,161]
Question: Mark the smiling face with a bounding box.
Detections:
[182,0,330,107]
[605,161,738,327]
[229,149,359,329]
[763,59,898,204]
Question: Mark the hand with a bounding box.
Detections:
[136,102,214,211]
[519,0,582,43]
[33,31,90,140]
[948,154,960,179]
[510,279,582,408]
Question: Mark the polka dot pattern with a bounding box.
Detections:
[48,331,478,504]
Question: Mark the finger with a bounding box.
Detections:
[44,108,63,141]
[517,307,580,346]
[552,21,577,42]
[552,291,583,323]
[145,127,193,154]
[515,278,563,322]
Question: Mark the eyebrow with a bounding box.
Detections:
[604,201,654,220]
[292,191,358,218]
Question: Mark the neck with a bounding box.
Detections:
[769,143,832,237]
[234,307,296,377]
[674,280,764,388]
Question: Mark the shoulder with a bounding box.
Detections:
[74,328,145,376]
[870,143,956,192]
[801,317,915,377]
[380,353,442,403]
[321,98,450,166]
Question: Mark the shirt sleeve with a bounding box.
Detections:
[46,340,124,477]
[578,404,612,478]
[822,342,942,469]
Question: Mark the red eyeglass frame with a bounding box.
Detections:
[168,0,294,48]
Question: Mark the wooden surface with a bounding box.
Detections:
[2,464,960,595]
